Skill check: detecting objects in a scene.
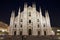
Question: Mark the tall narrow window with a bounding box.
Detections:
[21,19,23,22]
[29,20,31,23]
[44,25,45,27]
[29,12,31,16]
[21,24,22,27]
[37,19,39,22]
[15,25,16,28]
[38,24,39,28]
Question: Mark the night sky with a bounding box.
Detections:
[0,0,60,27]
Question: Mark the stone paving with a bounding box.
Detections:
[0,35,60,40]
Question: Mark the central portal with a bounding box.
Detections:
[28,29,32,35]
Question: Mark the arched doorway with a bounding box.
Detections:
[20,31,22,35]
[38,31,40,35]
[44,31,46,35]
[14,31,16,36]
[28,29,32,35]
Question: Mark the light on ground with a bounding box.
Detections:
[57,30,60,32]
[2,30,5,32]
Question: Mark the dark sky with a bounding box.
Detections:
[0,0,60,27]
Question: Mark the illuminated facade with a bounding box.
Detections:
[8,4,55,36]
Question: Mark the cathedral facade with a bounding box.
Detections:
[8,4,55,36]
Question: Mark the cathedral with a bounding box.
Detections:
[8,3,55,36]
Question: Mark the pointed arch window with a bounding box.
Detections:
[44,24,45,27]
[37,19,39,22]
[15,25,16,28]
[21,24,22,27]
[29,20,31,23]
[21,19,23,22]
[29,12,31,16]
[38,24,39,28]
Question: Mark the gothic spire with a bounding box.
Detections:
[32,3,36,10]
[24,2,27,8]
[39,7,42,16]
[45,10,49,18]
[17,8,21,26]
[45,10,51,27]
[11,11,15,18]
[18,8,20,15]
[10,11,15,26]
